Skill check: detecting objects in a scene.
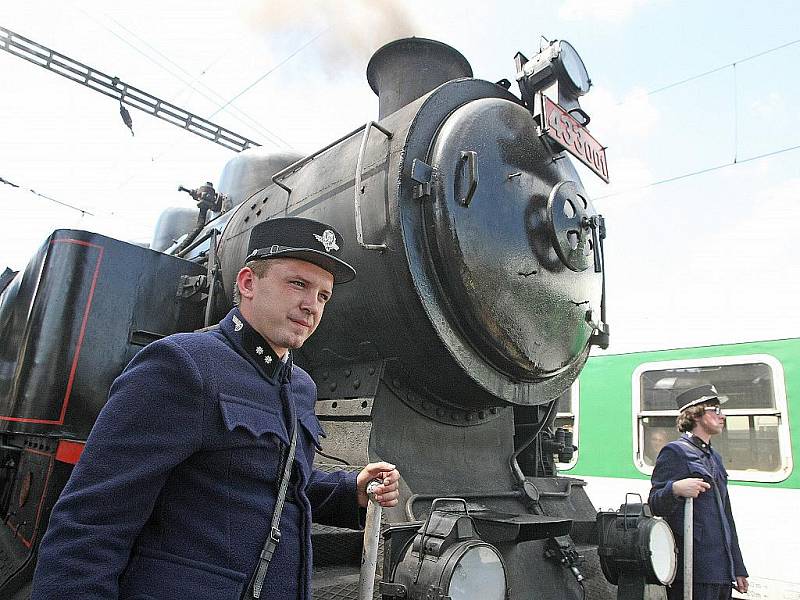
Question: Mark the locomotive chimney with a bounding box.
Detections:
[367,38,473,119]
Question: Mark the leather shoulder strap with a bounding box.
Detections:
[244,383,298,600]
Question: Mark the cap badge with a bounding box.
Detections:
[314,229,339,253]
[232,314,244,331]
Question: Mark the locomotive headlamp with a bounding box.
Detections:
[553,41,591,96]
[515,39,591,120]
[381,499,508,600]
[597,497,677,588]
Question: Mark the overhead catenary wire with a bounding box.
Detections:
[732,62,739,164]
[1,175,95,216]
[642,37,800,98]
[74,5,292,150]
[597,35,800,201]
[218,28,329,113]
[110,27,328,191]
[105,18,265,118]
[108,21,293,149]
[594,142,800,201]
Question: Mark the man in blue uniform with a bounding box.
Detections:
[649,385,748,600]
[31,217,400,600]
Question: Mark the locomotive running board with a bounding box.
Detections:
[470,509,572,543]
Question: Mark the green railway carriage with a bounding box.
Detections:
[560,338,800,599]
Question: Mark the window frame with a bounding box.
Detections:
[556,380,580,471]
[631,353,793,483]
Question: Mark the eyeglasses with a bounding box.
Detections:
[704,406,723,415]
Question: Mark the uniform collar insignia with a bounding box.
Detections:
[313,229,339,253]
[224,309,284,381]
[684,433,712,453]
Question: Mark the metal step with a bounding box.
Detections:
[312,565,378,600]
[312,463,382,600]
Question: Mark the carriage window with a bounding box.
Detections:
[555,382,579,470]
[633,355,792,482]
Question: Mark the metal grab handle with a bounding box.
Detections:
[458,150,478,206]
[684,497,693,600]
[272,121,391,193]
[621,492,644,529]
[203,228,220,327]
[354,121,392,250]
[358,480,383,600]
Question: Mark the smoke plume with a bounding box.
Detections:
[245,0,419,77]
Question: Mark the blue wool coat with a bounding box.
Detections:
[31,309,361,600]
[649,435,747,585]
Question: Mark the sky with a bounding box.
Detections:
[1,0,799,354]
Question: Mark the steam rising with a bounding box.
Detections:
[245,0,419,76]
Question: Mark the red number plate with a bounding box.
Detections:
[541,94,609,183]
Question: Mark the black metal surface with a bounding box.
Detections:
[0,436,74,594]
[216,149,304,210]
[547,180,597,272]
[312,566,376,600]
[5,444,55,556]
[312,524,362,567]
[312,360,385,401]
[215,79,493,408]
[471,509,573,542]
[422,97,601,384]
[0,230,206,437]
[577,544,619,599]
[366,38,473,119]
[370,382,521,524]
[398,79,594,406]
[213,73,595,408]
[386,377,506,427]
[0,269,16,296]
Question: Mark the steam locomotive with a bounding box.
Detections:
[0,37,677,599]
